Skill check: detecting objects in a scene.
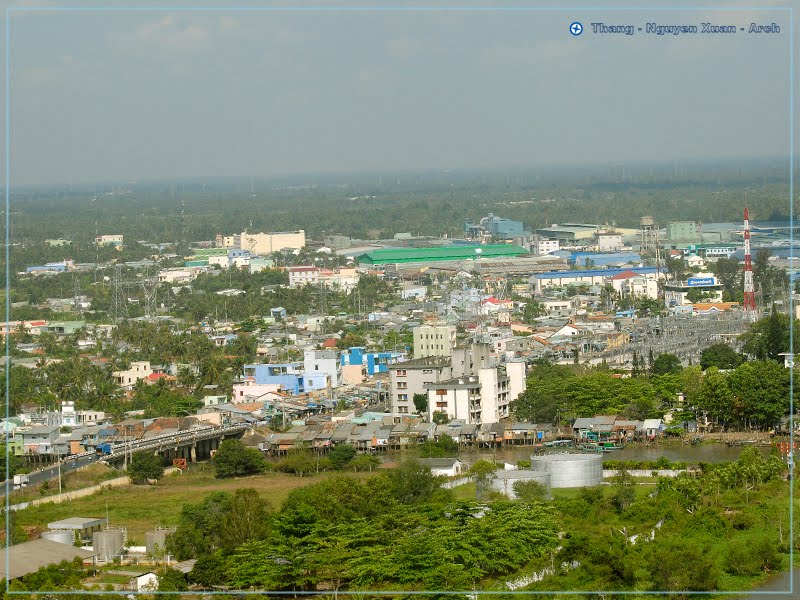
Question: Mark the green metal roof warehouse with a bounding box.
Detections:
[359,244,528,265]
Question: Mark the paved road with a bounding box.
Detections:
[1,453,100,498]
[0,423,248,498]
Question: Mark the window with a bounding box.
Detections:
[397,382,407,389]
[398,394,408,401]
[398,406,408,414]
[396,369,407,377]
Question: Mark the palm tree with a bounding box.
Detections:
[198,353,228,390]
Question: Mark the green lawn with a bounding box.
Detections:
[14,463,374,543]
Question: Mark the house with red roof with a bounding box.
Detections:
[610,269,658,299]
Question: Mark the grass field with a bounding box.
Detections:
[14,463,373,544]
[9,463,121,504]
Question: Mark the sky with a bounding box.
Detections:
[1,0,796,186]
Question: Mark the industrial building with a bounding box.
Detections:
[534,223,599,243]
[0,538,96,581]
[567,252,642,268]
[465,214,527,240]
[596,231,624,251]
[531,267,658,292]
[666,221,700,243]
[359,244,527,266]
[222,230,306,254]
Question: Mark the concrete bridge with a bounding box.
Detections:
[1,424,250,497]
[101,423,249,468]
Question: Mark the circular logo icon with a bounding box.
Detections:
[570,21,583,36]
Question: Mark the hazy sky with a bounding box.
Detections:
[2,0,795,186]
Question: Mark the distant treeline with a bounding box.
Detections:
[5,163,793,248]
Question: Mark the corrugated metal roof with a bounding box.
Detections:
[360,244,527,264]
[1,539,97,580]
[535,267,657,280]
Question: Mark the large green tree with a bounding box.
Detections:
[128,451,165,484]
[213,439,267,478]
[700,343,744,370]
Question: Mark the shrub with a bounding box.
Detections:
[731,511,756,531]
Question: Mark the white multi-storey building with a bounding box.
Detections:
[530,237,560,256]
[288,266,320,287]
[413,325,456,358]
[425,362,525,424]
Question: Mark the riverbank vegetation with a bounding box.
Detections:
[6,449,795,598]
[511,354,793,432]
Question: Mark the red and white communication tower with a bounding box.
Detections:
[742,206,757,318]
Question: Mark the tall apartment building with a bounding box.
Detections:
[389,356,453,414]
[389,342,518,419]
[413,325,457,358]
[425,361,525,424]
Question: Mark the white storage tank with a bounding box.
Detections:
[42,530,75,546]
[92,529,125,562]
[530,453,602,488]
[492,470,551,499]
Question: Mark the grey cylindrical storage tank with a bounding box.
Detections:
[146,530,169,557]
[92,529,124,562]
[42,530,75,546]
[492,470,551,499]
[530,453,602,488]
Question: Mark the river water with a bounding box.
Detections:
[739,569,796,597]
[456,441,757,467]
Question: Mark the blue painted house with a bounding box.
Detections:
[339,347,406,376]
[242,360,336,395]
[242,363,305,395]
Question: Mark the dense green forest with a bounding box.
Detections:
[4,161,793,252]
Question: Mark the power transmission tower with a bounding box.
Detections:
[72,275,82,315]
[140,270,159,319]
[112,265,129,321]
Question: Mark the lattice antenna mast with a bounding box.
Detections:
[742,198,757,319]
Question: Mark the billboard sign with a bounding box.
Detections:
[687,277,715,287]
